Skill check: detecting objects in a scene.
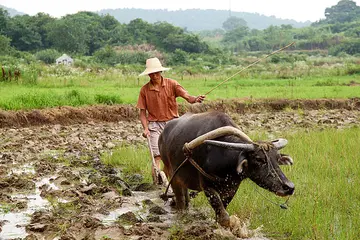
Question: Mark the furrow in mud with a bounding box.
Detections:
[0,99,359,239]
[0,98,359,128]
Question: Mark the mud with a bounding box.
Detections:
[0,99,359,239]
[0,98,359,128]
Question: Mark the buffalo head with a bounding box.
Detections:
[204,138,295,196]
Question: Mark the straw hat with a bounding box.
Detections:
[139,57,170,76]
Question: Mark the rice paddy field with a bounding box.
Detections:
[0,56,359,239]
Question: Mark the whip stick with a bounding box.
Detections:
[146,135,160,184]
[204,42,295,96]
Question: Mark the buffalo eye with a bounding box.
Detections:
[255,156,267,164]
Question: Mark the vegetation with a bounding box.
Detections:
[0,0,359,70]
[0,54,359,110]
[0,10,209,57]
[1,1,359,111]
[102,144,153,183]
[0,1,359,239]
[104,127,360,240]
[200,0,360,55]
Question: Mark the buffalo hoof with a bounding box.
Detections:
[169,199,176,207]
[217,213,230,228]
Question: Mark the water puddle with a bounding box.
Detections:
[94,190,175,225]
[0,177,57,239]
[7,163,35,176]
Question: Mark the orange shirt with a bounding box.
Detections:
[136,77,188,121]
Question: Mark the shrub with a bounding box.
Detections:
[329,39,360,56]
[95,94,123,105]
[0,35,12,55]
[346,64,360,75]
[116,51,150,65]
[35,49,61,64]
[66,90,87,105]
[94,46,118,66]
[94,46,150,66]
[168,49,189,65]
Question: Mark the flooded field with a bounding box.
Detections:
[0,99,359,239]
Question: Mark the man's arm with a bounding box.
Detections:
[139,109,150,138]
[183,93,205,104]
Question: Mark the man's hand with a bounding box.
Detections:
[142,129,150,138]
[195,95,205,103]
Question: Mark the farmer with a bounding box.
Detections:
[137,57,205,184]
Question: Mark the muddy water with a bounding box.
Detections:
[0,177,53,239]
[95,190,176,225]
[0,107,359,239]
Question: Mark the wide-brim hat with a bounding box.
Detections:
[139,57,170,76]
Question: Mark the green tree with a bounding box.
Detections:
[46,12,118,55]
[222,16,247,31]
[324,0,360,23]
[125,18,153,44]
[243,36,269,51]
[329,39,360,55]
[0,34,12,55]
[151,21,183,49]
[35,49,61,64]
[73,12,108,55]
[263,25,294,49]
[101,14,120,31]
[0,8,10,34]
[163,33,208,53]
[169,49,189,65]
[30,13,56,49]
[94,45,117,66]
[46,16,90,54]
[6,15,42,51]
[222,25,249,43]
[109,24,133,45]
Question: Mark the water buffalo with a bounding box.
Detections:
[159,111,295,227]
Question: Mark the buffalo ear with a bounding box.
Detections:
[278,154,293,165]
[237,159,248,174]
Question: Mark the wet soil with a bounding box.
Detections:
[0,99,359,239]
[0,98,359,128]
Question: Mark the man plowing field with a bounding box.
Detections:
[137,57,205,184]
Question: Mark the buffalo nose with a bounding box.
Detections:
[284,182,295,195]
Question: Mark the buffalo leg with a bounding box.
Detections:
[172,180,187,210]
[220,187,238,209]
[185,189,190,208]
[204,187,230,227]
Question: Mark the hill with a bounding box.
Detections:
[98,8,311,31]
[0,4,25,16]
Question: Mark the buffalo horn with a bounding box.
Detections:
[185,126,253,151]
[272,138,288,149]
[204,140,255,151]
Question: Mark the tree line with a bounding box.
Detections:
[204,0,360,56]
[0,10,210,56]
[0,0,359,67]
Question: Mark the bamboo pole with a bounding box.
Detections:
[204,42,295,96]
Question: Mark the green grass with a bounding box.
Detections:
[228,127,360,239]
[0,57,359,110]
[104,127,360,239]
[0,72,359,110]
[102,143,153,183]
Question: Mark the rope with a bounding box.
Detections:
[161,140,292,210]
[254,142,291,209]
[160,156,189,201]
[188,158,222,182]
[160,146,224,201]
[254,187,290,210]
